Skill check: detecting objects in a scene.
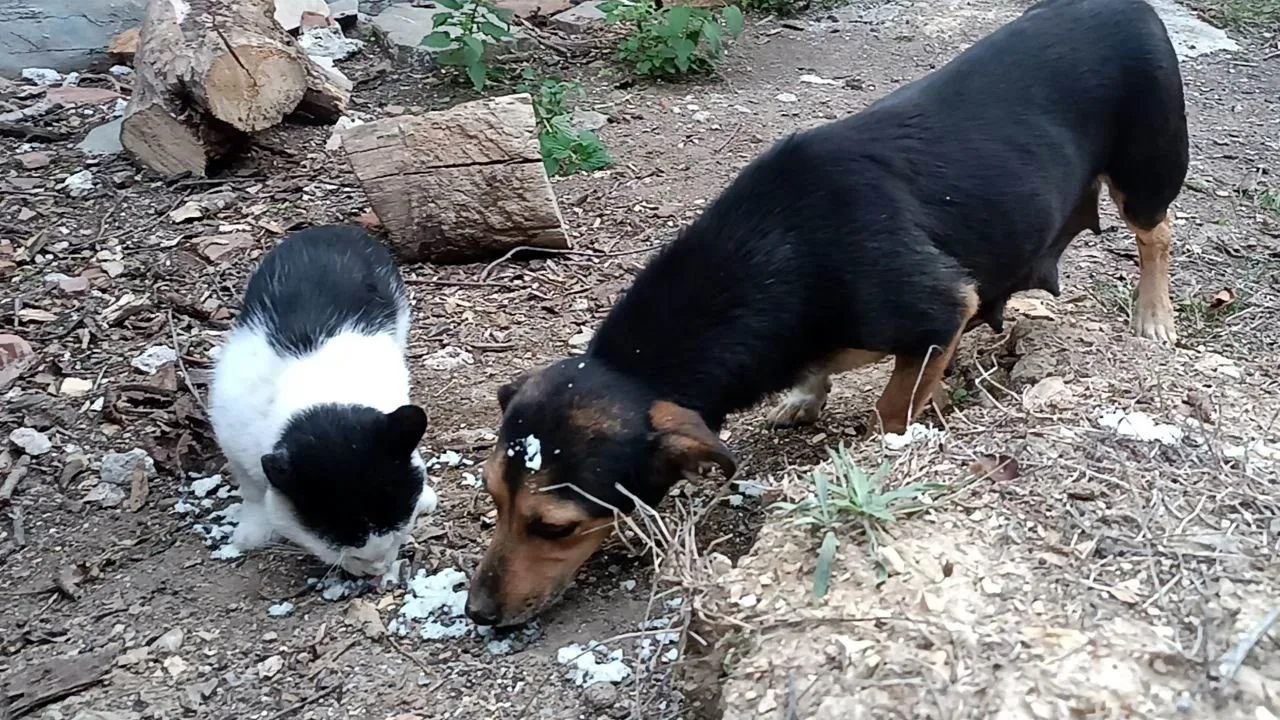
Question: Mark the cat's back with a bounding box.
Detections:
[240,225,409,356]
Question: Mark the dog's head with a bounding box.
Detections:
[464,357,736,627]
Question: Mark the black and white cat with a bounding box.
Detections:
[209,225,437,577]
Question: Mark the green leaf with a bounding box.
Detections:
[436,0,463,9]
[666,5,693,33]
[492,6,516,21]
[432,11,455,27]
[460,34,485,62]
[421,30,455,49]
[478,20,510,38]
[437,47,468,66]
[813,530,838,599]
[673,36,695,71]
[722,4,744,37]
[466,61,487,91]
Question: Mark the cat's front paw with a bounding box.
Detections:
[416,485,439,515]
[230,506,273,550]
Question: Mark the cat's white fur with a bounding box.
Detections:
[209,308,437,577]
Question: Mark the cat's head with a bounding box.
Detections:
[260,403,432,577]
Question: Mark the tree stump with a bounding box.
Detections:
[342,93,570,264]
[120,0,350,177]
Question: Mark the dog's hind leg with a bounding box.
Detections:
[765,349,886,428]
[1102,65,1189,345]
[874,284,979,435]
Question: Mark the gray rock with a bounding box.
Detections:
[1009,349,1057,388]
[100,448,155,486]
[571,109,608,132]
[1,0,146,78]
[85,482,126,507]
[551,0,605,33]
[76,117,124,156]
[583,681,619,710]
[10,427,52,456]
[372,3,531,58]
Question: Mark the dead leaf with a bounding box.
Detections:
[1006,296,1057,320]
[969,454,1021,482]
[16,308,57,323]
[1107,577,1143,604]
[45,86,122,106]
[1178,389,1215,424]
[168,201,206,223]
[1022,376,1071,411]
[1209,288,1237,310]
[126,466,149,512]
[196,232,252,263]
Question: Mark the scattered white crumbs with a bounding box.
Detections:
[556,643,631,686]
[267,602,295,618]
[523,435,543,472]
[460,472,482,489]
[882,423,946,450]
[211,545,242,560]
[427,450,471,469]
[311,577,365,602]
[190,474,223,498]
[620,579,637,592]
[389,568,471,640]
[1096,408,1184,446]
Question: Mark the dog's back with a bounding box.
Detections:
[594,0,1186,424]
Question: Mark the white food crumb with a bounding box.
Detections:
[420,620,470,640]
[882,423,946,450]
[400,568,468,621]
[267,602,295,617]
[211,545,242,560]
[620,580,637,592]
[523,435,543,472]
[460,472,481,489]
[1096,408,1184,446]
[190,474,222,498]
[556,643,632,686]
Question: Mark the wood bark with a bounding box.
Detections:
[121,0,349,177]
[342,94,570,264]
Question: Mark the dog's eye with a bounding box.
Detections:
[529,519,579,540]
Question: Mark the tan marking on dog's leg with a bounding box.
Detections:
[873,286,977,435]
[1104,177,1177,344]
[765,350,886,428]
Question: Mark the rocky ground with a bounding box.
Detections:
[1,0,1278,719]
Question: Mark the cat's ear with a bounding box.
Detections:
[385,405,428,455]
[261,450,293,492]
[497,372,531,413]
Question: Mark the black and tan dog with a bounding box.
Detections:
[464,0,1188,626]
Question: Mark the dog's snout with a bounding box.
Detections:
[465,590,501,626]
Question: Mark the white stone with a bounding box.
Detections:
[9,427,52,456]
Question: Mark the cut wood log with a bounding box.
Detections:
[109,26,141,65]
[120,0,350,177]
[342,93,569,264]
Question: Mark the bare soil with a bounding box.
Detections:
[1,0,1277,719]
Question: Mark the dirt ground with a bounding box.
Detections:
[2,0,1278,718]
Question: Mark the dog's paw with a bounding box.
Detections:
[765,391,825,428]
[1132,300,1177,345]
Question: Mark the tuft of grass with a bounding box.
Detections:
[1201,0,1280,30]
[1258,189,1280,216]
[516,70,613,177]
[1088,277,1137,320]
[771,445,948,597]
[599,0,744,80]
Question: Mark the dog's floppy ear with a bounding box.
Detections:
[497,372,531,413]
[648,400,737,478]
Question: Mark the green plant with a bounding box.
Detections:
[421,0,515,92]
[771,446,935,598]
[1200,0,1280,30]
[599,0,745,79]
[736,0,808,18]
[517,69,613,176]
[1258,189,1280,215]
